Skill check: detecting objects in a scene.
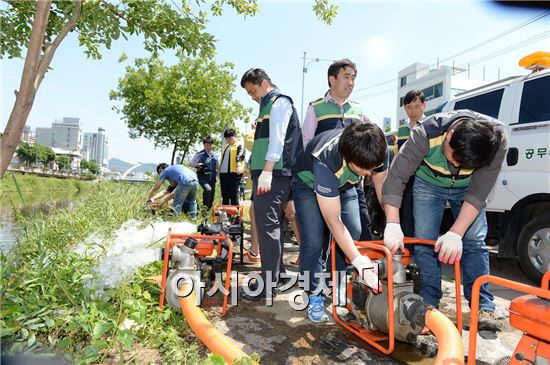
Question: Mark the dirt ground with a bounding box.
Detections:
[208,235,524,365]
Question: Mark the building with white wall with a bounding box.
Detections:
[82,128,109,167]
[21,125,35,143]
[51,117,82,151]
[396,63,487,127]
[35,127,52,146]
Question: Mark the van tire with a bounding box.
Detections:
[517,213,550,284]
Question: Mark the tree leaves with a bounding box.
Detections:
[15,142,55,166]
[1,0,337,61]
[110,55,251,160]
[312,0,339,25]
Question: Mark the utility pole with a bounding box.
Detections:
[300,52,333,122]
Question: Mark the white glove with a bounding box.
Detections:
[257,171,272,195]
[352,255,381,293]
[435,231,463,264]
[383,223,404,254]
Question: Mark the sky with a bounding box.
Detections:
[1,1,549,165]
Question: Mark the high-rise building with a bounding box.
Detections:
[21,125,35,143]
[82,128,109,166]
[396,63,487,128]
[95,128,109,167]
[51,117,82,151]
[82,132,95,161]
[35,127,52,146]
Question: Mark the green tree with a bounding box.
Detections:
[81,159,100,175]
[0,0,337,178]
[15,142,36,166]
[15,142,54,166]
[56,155,70,170]
[80,159,89,171]
[110,56,250,163]
[34,144,56,165]
[87,160,100,175]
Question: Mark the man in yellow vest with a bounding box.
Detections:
[219,128,245,205]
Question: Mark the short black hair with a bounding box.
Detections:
[240,68,272,88]
[327,59,357,87]
[224,128,236,138]
[156,163,168,174]
[203,136,214,144]
[449,118,502,169]
[338,123,386,170]
[404,90,425,105]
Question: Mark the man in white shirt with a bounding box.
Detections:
[240,68,303,301]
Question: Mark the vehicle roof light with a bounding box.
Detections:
[518,51,550,71]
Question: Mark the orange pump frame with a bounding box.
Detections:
[159,228,235,315]
[211,204,244,263]
[331,237,463,355]
[468,271,550,364]
[211,204,244,220]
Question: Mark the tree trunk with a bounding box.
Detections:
[0,0,81,178]
[0,0,52,178]
[171,142,178,165]
[181,139,192,162]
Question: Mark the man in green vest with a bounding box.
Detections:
[302,59,370,146]
[294,123,387,322]
[239,68,303,301]
[397,90,426,242]
[302,59,382,243]
[382,109,508,328]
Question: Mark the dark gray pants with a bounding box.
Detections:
[252,175,292,289]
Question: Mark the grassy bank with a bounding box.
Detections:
[0,172,89,193]
[0,181,205,364]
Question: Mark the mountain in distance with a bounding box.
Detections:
[108,158,157,175]
[108,158,133,172]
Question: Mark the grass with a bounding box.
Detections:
[0,180,204,364]
[0,172,89,194]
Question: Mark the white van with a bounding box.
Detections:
[438,52,550,283]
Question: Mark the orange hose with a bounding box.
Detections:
[179,284,248,364]
[425,309,464,365]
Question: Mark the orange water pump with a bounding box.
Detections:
[468,271,550,364]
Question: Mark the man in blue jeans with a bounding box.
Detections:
[382,110,508,329]
[293,123,387,322]
[147,163,199,219]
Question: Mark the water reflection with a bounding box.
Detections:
[0,191,80,254]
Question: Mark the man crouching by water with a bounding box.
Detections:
[146,163,199,219]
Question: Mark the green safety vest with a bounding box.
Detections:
[295,129,360,191]
[250,90,302,177]
[397,121,411,150]
[415,111,483,188]
[311,97,364,135]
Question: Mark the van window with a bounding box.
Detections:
[519,76,550,124]
[454,89,504,119]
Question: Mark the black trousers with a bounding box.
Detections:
[253,175,292,287]
[400,176,415,237]
[357,184,374,241]
[199,180,216,210]
[219,173,241,205]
